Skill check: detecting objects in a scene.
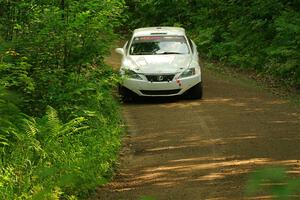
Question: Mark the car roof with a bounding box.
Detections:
[133,27,186,37]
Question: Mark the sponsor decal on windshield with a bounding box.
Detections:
[134,36,185,42]
[135,36,162,41]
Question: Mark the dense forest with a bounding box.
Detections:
[0,0,299,199]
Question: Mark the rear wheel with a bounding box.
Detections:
[188,82,203,99]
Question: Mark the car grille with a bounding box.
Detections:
[145,74,175,82]
[140,89,181,95]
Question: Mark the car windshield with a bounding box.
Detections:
[129,36,190,55]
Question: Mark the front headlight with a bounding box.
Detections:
[122,69,143,80]
[179,68,196,78]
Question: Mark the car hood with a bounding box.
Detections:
[125,55,192,74]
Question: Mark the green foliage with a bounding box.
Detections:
[125,0,300,88]
[0,0,126,114]
[246,167,300,199]
[0,51,34,94]
[0,68,123,199]
[125,0,190,28]
[0,0,126,199]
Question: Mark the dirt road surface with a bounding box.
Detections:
[94,49,300,200]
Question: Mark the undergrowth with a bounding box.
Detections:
[0,66,123,199]
[0,0,126,199]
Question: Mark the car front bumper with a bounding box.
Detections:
[121,74,201,97]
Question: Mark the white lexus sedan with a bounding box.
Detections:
[116,27,202,101]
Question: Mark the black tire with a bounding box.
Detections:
[118,85,135,103]
[188,82,203,99]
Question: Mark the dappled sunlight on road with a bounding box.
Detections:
[108,90,300,198]
[95,68,300,199]
[265,99,289,105]
[104,148,300,197]
[247,195,275,200]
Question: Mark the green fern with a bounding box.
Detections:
[37,106,88,143]
[44,106,62,141]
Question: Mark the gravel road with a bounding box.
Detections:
[93,48,300,200]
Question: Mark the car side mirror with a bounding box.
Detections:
[115,48,125,55]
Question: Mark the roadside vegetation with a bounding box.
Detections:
[0,0,125,199]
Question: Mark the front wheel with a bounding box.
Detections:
[118,85,135,103]
[188,82,203,99]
